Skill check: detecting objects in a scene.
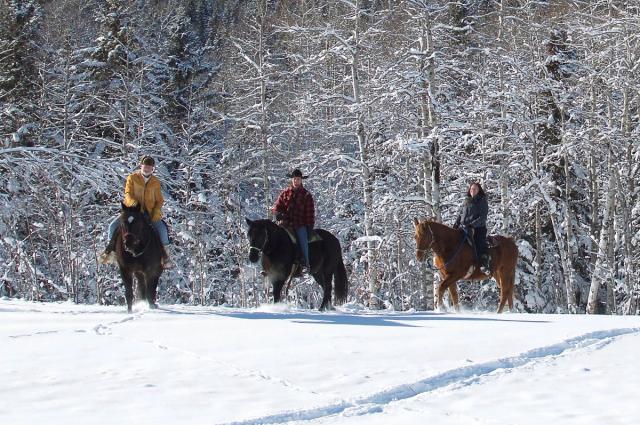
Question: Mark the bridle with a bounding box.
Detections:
[249,227,269,256]
[416,222,437,254]
[121,215,152,258]
[417,222,468,272]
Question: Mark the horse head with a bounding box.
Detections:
[413,217,434,262]
[119,202,150,255]
[245,218,270,263]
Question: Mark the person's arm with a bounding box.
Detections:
[306,192,315,229]
[123,174,138,207]
[469,198,488,227]
[272,190,288,220]
[150,179,164,222]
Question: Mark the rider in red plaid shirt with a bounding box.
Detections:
[272,169,315,272]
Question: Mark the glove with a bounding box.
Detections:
[275,212,286,222]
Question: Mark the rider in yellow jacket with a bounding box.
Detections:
[123,167,164,222]
[99,156,173,268]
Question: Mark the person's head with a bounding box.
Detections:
[287,168,307,188]
[467,182,485,198]
[140,155,155,177]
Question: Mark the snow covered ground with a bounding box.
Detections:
[2,298,640,425]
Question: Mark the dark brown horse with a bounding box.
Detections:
[413,218,517,313]
[246,218,348,311]
[115,203,164,313]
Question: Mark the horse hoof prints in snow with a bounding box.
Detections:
[114,203,164,313]
[413,218,518,313]
[245,218,348,311]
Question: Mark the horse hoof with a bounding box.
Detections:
[149,303,158,310]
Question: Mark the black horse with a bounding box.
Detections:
[245,218,349,311]
[114,203,164,313]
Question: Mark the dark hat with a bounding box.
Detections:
[140,155,155,166]
[287,168,308,179]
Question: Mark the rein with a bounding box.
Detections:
[420,224,468,272]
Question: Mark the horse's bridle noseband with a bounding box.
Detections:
[249,227,269,256]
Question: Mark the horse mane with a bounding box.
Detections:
[415,219,452,237]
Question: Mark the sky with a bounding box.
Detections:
[2,298,640,425]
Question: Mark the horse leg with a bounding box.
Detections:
[146,274,159,309]
[272,279,286,304]
[316,272,332,311]
[496,268,515,313]
[448,284,460,312]
[121,270,134,314]
[135,271,146,304]
[436,275,461,312]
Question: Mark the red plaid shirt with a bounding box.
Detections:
[272,185,315,228]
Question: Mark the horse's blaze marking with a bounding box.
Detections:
[128,216,135,224]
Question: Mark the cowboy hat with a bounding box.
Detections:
[286,168,308,179]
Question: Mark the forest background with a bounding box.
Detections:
[1,0,639,315]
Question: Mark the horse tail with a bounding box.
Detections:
[333,254,349,304]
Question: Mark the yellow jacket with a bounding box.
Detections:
[123,171,164,222]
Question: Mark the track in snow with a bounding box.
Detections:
[221,327,640,425]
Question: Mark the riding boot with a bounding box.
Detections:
[98,232,118,265]
[162,246,175,270]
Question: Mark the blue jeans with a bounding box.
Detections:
[295,226,310,267]
[108,216,170,246]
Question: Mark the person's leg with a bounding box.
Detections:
[295,226,310,268]
[153,220,174,269]
[99,217,120,264]
[107,217,119,243]
[153,220,170,246]
[475,226,490,271]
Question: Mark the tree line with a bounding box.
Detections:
[1,0,638,314]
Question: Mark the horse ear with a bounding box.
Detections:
[121,201,127,211]
[245,218,253,226]
[413,217,420,227]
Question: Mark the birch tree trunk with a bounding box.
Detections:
[562,150,578,312]
[534,176,576,313]
[350,1,377,305]
[587,163,615,314]
[258,5,272,215]
[416,6,439,309]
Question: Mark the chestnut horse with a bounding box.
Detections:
[413,218,517,313]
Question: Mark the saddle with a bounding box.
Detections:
[281,225,322,276]
[461,228,496,273]
[460,228,499,249]
[281,227,322,244]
